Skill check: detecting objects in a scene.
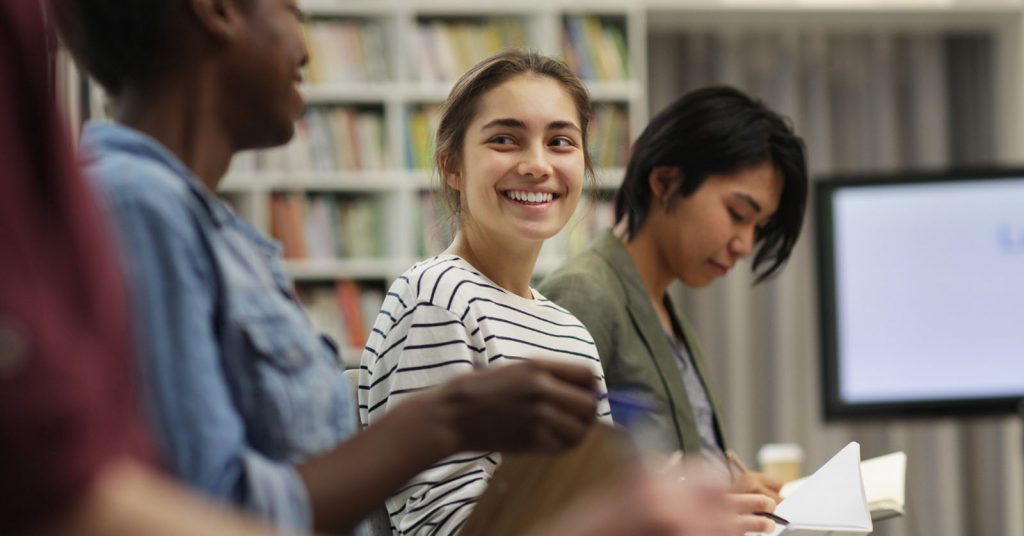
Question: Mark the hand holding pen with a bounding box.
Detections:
[727,449,789,527]
[609,394,789,534]
[657,458,787,535]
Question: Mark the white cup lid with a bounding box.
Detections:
[757,443,804,464]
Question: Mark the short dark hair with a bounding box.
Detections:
[615,85,808,283]
[48,1,186,95]
[435,49,594,218]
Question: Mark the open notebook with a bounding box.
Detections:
[782,450,908,522]
[748,442,872,536]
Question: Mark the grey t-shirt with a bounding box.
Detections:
[666,332,730,476]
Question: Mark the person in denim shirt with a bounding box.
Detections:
[51,1,602,534]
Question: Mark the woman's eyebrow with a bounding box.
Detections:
[732,192,763,213]
[547,120,581,133]
[479,118,581,133]
[480,118,526,131]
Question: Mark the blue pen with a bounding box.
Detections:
[605,390,658,412]
[605,389,658,430]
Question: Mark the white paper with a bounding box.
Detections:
[781,450,907,522]
[748,442,872,536]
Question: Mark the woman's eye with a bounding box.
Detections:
[549,137,576,148]
[728,208,744,222]
[489,135,515,145]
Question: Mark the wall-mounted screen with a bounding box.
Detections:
[816,169,1024,419]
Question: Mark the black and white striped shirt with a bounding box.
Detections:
[358,255,611,535]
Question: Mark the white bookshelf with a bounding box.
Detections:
[212,1,646,363]
[225,0,649,288]
[72,0,1020,362]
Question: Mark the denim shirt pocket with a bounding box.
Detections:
[240,311,315,372]
[232,291,339,458]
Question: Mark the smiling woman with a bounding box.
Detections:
[453,74,585,260]
[358,51,611,535]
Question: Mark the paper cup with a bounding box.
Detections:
[757,443,804,482]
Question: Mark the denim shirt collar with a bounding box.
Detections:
[80,121,281,258]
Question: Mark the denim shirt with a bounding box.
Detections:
[81,122,361,533]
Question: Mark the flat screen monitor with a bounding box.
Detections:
[816,169,1024,419]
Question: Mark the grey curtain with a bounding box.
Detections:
[648,30,1023,536]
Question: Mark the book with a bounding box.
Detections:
[414,17,528,82]
[335,280,367,349]
[780,450,907,523]
[460,424,636,536]
[748,442,872,536]
[270,193,308,259]
[297,282,385,368]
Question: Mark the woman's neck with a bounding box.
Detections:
[616,220,673,313]
[445,224,542,299]
[114,76,234,194]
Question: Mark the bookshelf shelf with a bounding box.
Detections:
[594,167,626,190]
[302,84,403,103]
[402,84,461,102]
[586,81,643,101]
[226,171,411,192]
[285,258,410,281]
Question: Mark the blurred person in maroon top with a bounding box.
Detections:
[0,2,277,533]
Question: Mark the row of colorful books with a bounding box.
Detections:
[413,17,528,83]
[417,192,454,257]
[589,103,630,168]
[304,19,389,84]
[298,280,385,367]
[563,15,630,82]
[300,15,632,85]
[232,107,387,173]
[560,195,617,257]
[405,104,441,171]
[270,193,384,260]
[404,103,630,170]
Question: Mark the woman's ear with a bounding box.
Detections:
[189,0,243,43]
[648,166,683,206]
[439,155,462,191]
[445,173,462,191]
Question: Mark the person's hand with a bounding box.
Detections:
[724,492,780,534]
[527,464,780,536]
[438,360,598,453]
[731,470,783,503]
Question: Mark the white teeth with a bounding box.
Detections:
[505,190,554,204]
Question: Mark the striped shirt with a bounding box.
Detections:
[358,255,611,536]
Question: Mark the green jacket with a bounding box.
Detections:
[538,230,728,455]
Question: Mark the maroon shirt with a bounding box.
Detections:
[0,2,152,532]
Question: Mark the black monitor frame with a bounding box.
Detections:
[815,168,1024,420]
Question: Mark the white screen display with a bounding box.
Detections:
[830,178,1024,404]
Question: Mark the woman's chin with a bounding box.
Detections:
[509,222,564,244]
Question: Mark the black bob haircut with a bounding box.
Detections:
[615,85,808,284]
[48,0,253,96]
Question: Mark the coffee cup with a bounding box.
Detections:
[757,443,804,483]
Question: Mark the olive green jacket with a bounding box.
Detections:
[538,230,727,455]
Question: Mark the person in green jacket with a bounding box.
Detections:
[539,85,808,503]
